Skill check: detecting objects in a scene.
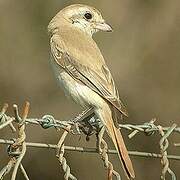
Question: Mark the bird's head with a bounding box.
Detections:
[48,4,113,36]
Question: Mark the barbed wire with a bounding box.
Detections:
[0,102,179,180]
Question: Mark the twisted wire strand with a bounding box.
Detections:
[158,124,177,180]
[96,127,121,180]
[10,103,30,180]
[56,126,77,180]
[1,114,180,136]
[0,158,16,179]
[101,139,121,180]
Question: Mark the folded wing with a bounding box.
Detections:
[50,35,128,117]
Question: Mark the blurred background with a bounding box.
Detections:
[0,0,180,179]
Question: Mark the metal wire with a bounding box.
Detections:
[96,127,121,180]
[0,103,179,180]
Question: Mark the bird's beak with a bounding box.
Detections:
[95,22,113,32]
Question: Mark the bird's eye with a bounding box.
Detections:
[84,12,92,20]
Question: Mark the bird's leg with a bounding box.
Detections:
[71,107,94,123]
[96,126,105,154]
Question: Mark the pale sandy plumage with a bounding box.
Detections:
[48,4,135,179]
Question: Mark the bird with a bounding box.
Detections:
[48,4,135,179]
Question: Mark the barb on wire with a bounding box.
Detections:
[0,103,179,180]
[0,103,16,132]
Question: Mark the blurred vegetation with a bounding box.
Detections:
[0,0,180,179]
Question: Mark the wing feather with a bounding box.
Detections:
[50,35,128,117]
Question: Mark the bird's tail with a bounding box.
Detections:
[99,109,135,179]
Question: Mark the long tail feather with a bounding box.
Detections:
[112,124,135,179]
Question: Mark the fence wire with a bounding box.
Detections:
[0,102,179,180]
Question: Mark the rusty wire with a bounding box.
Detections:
[0,102,30,180]
[0,103,179,180]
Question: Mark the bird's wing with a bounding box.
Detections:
[50,35,128,117]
